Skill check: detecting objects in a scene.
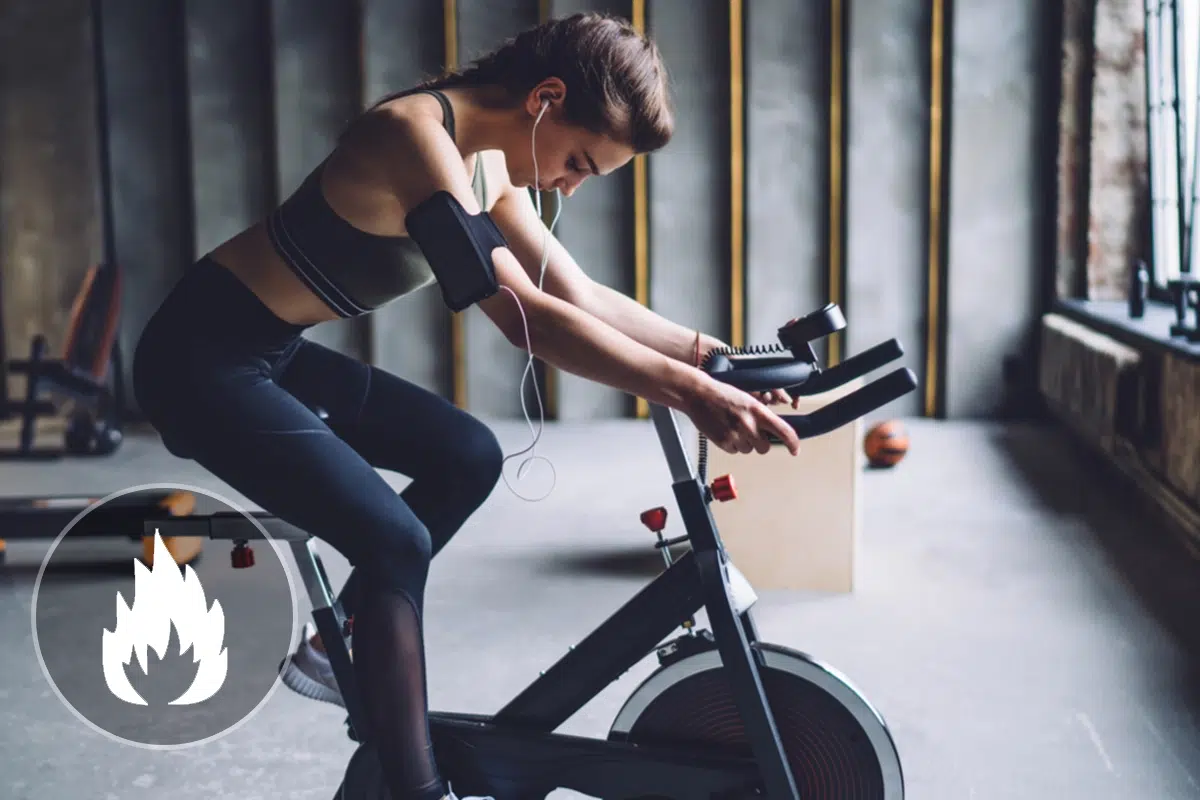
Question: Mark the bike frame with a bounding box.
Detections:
[143,402,801,799]
[122,306,918,798]
[472,403,799,795]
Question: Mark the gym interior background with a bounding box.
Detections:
[0,0,1198,798]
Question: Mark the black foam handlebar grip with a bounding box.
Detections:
[782,367,918,440]
[706,357,814,393]
[790,339,904,396]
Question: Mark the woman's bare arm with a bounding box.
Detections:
[487,176,728,364]
[381,110,708,413]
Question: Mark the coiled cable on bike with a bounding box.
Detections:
[695,342,790,489]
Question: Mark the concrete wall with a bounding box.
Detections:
[186,0,276,257]
[745,1,830,357]
[0,0,1060,420]
[458,0,542,418]
[270,0,367,358]
[548,1,638,420]
[97,0,194,404]
[0,0,103,398]
[1054,0,1150,303]
[362,1,452,398]
[844,0,930,418]
[944,0,1054,416]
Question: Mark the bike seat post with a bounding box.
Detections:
[288,538,369,742]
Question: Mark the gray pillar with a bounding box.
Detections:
[645,0,730,340]
[458,0,542,418]
[745,0,830,351]
[0,0,103,398]
[844,0,930,418]
[548,0,637,420]
[271,0,366,359]
[185,0,276,257]
[944,0,1048,416]
[97,0,194,410]
[362,0,453,398]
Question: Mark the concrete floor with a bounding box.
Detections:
[1,417,1198,799]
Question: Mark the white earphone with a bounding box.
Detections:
[498,93,564,503]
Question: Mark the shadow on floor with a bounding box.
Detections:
[993,421,1200,708]
[536,544,688,579]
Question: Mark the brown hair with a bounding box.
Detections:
[399,12,673,154]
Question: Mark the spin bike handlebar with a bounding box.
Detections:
[787,339,904,396]
[702,307,918,440]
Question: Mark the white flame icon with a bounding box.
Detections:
[101,530,228,706]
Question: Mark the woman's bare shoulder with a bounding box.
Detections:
[340,97,481,215]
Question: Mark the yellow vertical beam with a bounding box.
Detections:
[444,0,467,409]
[632,0,650,419]
[827,0,845,366]
[729,0,745,348]
[924,0,948,417]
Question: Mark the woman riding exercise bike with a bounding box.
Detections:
[132,12,801,800]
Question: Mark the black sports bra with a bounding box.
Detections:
[263,89,488,318]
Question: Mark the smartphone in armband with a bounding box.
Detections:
[405,190,505,312]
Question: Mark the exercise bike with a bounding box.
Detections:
[146,304,916,800]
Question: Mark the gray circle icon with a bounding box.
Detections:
[31,483,298,750]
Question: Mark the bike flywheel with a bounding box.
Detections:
[608,642,904,800]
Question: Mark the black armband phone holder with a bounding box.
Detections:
[405,190,505,312]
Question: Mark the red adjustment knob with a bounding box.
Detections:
[231,543,255,569]
[711,474,737,502]
[640,507,669,533]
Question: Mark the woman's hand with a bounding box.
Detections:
[684,376,802,456]
[752,388,799,408]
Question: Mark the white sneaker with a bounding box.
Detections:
[448,785,495,800]
[279,622,345,708]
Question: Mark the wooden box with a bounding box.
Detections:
[704,379,863,593]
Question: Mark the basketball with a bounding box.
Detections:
[864,420,908,468]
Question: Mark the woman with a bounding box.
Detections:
[132,12,800,800]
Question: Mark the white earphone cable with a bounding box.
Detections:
[499,100,561,502]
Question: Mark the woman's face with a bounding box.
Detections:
[509,86,636,197]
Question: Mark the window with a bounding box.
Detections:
[1146,0,1200,288]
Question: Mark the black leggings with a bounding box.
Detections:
[132,257,502,800]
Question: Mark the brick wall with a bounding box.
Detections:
[1087,0,1149,299]
[1055,0,1150,301]
[1056,0,1091,300]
